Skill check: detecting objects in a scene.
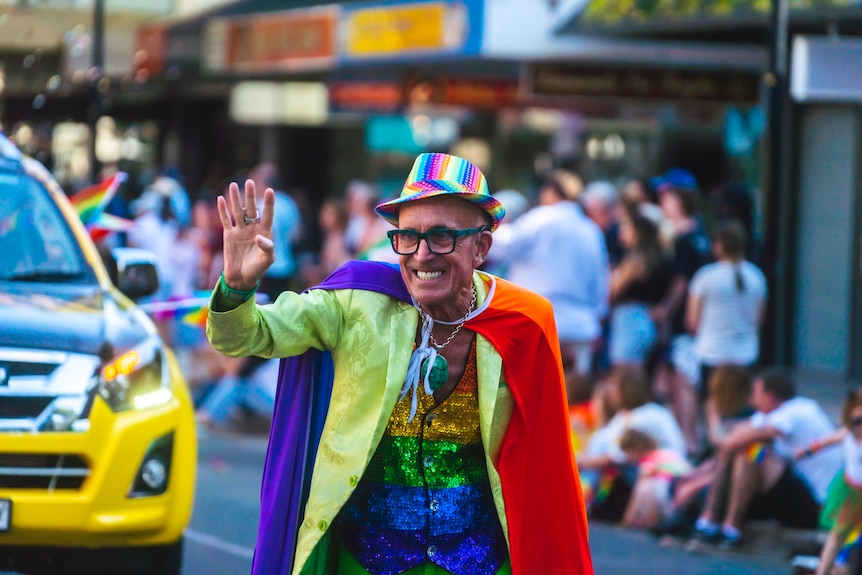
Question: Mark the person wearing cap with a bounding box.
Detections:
[650,168,712,456]
[206,153,593,575]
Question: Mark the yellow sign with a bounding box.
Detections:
[345,2,465,57]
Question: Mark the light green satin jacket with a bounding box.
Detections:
[207,272,515,575]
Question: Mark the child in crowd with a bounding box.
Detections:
[797,389,862,575]
[620,428,692,529]
[578,366,685,521]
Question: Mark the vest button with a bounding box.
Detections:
[429,499,439,511]
[349,474,359,486]
[423,455,434,468]
[317,520,327,531]
[425,413,438,425]
[427,545,437,558]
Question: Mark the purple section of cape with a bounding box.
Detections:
[251,261,409,575]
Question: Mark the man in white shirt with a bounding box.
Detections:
[489,170,609,398]
[692,369,842,548]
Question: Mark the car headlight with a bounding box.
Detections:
[98,336,173,412]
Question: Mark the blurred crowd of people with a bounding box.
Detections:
[481,166,854,573]
[97,157,857,573]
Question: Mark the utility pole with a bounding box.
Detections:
[764,0,792,365]
[88,0,105,184]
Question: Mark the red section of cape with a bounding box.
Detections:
[467,277,593,575]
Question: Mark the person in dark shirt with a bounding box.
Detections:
[651,169,712,456]
[608,201,674,368]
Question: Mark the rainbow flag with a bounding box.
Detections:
[0,208,20,236]
[69,172,127,225]
[175,291,211,327]
[87,212,135,242]
[180,306,208,328]
[746,442,768,464]
[837,528,861,566]
[583,466,618,509]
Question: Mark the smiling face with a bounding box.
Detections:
[396,196,492,321]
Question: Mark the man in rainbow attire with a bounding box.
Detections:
[207,153,593,575]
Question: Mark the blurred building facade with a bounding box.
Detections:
[555,1,862,378]
[1,0,861,379]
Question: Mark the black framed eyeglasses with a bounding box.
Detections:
[387,226,490,255]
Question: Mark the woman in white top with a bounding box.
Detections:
[686,219,767,403]
[797,389,862,575]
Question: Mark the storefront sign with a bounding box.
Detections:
[329,81,405,112]
[134,24,167,77]
[791,36,862,103]
[205,8,337,72]
[405,75,520,108]
[342,0,483,59]
[441,78,520,108]
[230,82,329,125]
[328,75,520,113]
[528,64,761,103]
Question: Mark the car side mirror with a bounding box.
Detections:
[111,247,160,300]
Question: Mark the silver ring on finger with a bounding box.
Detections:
[242,207,260,225]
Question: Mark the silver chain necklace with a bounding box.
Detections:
[413,285,476,392]
[418,285,476,351]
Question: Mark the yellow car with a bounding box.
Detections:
[0,133,196,574]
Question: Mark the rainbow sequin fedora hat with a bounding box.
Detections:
[375,153,506,232]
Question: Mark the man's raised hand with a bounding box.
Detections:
[217,179,276,291]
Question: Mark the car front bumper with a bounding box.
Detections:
[0,359,196,548]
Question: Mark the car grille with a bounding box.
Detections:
[0,396,55,418]
[0,347,100,432]
[0,453,90,490]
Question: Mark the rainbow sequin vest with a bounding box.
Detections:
[336,342,508,575]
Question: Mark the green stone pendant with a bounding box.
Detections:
[421,355,449,391]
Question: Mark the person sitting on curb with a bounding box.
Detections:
[619,428,692,530]
[691,369,843,549]
[578,366,686,521]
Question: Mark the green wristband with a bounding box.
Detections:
[219,273,259,302]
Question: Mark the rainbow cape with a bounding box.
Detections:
[69,172,127,226]
[254,260,592,575]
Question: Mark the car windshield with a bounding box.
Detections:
[0,171,90,283]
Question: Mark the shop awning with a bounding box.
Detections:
[555,0,862,44]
